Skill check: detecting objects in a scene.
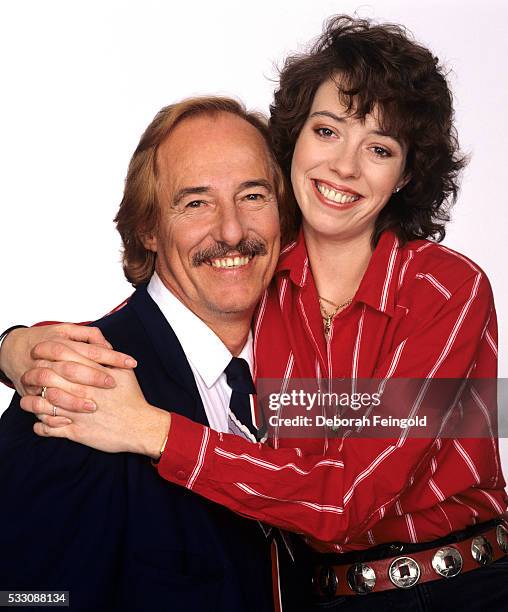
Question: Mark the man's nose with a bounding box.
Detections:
[213,200,247,246]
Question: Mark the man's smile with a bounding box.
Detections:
[208,255,254,268]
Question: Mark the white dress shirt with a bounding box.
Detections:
[147,272,253,434]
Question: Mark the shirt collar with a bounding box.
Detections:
[354,230,400,316]
[147,272,253,388]
[276,228,309,287]
[275,228,400,316]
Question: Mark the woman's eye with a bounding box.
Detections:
[185,200,205,209]
[315,127,335,138]
[371,146,391,158]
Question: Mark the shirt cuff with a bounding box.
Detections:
[156,412,215,490]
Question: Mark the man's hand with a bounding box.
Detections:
[21,363,171,458]
[0,323,137,399]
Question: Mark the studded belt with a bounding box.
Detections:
[314,521,508,598]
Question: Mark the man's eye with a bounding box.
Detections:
[244,193,266,201]
[371,146,391,158]
[185,200,205,209]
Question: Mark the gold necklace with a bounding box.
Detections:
[318,295,353,336]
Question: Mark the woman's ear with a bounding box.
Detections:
[394,173,411,194]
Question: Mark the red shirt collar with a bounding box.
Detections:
[276,228,401,317]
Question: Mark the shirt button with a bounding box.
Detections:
[176,470,187,480]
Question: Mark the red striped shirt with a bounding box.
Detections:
[158,230,507,550]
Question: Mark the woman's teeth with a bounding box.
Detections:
[316,182,360,204]
[210,256,252,268]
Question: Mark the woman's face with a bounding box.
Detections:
[291,78,408,243]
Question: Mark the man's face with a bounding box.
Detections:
[146,112,280,325]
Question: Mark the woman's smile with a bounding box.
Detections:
[312,178,363,210]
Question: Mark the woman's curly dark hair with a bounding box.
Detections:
[270,15,467,246]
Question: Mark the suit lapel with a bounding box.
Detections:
[128,286,210,426]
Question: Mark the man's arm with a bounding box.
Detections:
[0,323,137,399]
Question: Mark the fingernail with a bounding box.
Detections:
[125,358,137,368]
[84,400,97,411]
[105,375,116,388]
[63,418,73,424]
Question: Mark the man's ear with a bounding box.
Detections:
[141,233,158,253]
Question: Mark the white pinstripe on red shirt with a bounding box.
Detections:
[158,230,507,552]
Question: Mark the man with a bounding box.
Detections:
[0,97,283,611]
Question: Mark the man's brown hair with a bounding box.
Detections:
[115,97,286,286]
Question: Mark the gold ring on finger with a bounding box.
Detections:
[53,406,57,417]
[41,386,48,400]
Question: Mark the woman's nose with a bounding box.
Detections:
[329,144,361,179]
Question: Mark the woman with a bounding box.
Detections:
[1,15,507,610]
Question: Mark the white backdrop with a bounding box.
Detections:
[1,0,507,472]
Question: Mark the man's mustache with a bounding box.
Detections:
[192,239,268,267]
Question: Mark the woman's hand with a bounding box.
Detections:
[21,362,171,458]
[0,323,137,398]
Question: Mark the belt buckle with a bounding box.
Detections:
[471,535,494,565]
[346,563,376,594]
[388,556,421,589]
[315,565,339,600]
[496,523,508,554]
[431,546,463,578]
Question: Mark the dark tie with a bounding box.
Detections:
[224,357,260,441]
[225,358,283,550]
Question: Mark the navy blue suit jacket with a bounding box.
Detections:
[0,287,274,612]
